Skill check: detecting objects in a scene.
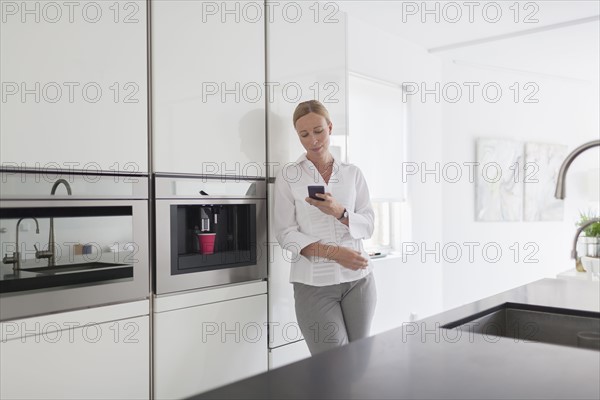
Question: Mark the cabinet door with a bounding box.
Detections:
[0,315,150,399]
[0,1,148,173]
[267,1,348,174]
[154,293,268,398]
[151,0,265,176]
[269,340,310,370]
[267,187,304,348]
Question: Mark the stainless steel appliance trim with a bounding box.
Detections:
[0,166,149,178]
[146,0,154,397]
[0,175,149,200]
[0,199,150,321]
[155,198,267,295]
[154,175,266,199]
[154,172,268,181]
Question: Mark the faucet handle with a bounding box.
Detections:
[34,245,53,260]
[3,252,18,265]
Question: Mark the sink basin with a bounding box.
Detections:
[442,303,600,350]
[1,262,133,294]
[20,262,127,274]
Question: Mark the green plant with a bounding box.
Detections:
[577,210,600,238]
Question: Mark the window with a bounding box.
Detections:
[347,72,409,252]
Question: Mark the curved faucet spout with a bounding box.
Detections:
[554,140,600,199]
[48,179,73,266]
[11,217,40,270]
[51,179,72,195]
[17,217,40,235]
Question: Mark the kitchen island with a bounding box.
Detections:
[192,278,600,399]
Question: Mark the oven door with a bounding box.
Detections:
[155,198,267,294]
[0,199,149,321]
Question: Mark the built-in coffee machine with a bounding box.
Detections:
[154,174,267,294]
[173,203,257,272]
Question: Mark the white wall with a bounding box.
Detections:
[346,15,445,323]
[439,60,600,310]
[345,9,599,319]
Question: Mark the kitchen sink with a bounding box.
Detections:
[1,262,133,294]
[20,262,128,274]
[442,303,600,350]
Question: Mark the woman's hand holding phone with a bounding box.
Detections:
[305,186,346,219]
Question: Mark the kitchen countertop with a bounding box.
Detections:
[192,278,600,400]
[558,269,599,283]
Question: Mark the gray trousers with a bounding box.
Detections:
[293,273,377,355]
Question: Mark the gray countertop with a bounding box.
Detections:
[192,278,600,399]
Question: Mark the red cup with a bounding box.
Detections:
[197,233,216,254]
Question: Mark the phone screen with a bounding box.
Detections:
[307,185,325,201]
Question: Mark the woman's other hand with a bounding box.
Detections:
[301,243,369,271]
[327,245,369,271]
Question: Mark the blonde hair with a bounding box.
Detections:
[292,100,331,128]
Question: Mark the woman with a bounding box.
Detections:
[274,100,377,355]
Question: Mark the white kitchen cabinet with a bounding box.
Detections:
[268,340,311,370]
[0,300,150,399]
[267,1,348,172]
[0,1,148,173]
[266,240,305,348]
[151,0,265,176]
[153,282,268,399]
[267,187,304,348]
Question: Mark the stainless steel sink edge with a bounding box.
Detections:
[442,302,600,329]
[19,261,130,275]
[441,302,600,351]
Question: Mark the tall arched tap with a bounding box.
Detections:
[554,140,600,199]
[554,140,600,271]
[47,179,73,266]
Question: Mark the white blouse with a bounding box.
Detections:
[274,154,375,286]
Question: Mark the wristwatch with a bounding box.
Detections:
[338,208,348,220]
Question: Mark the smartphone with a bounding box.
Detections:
[307,185,325,201]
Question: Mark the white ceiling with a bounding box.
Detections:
[339,1,600,82]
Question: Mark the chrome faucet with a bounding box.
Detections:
[51,179,73,195]
[45,179,73,266]
[554,140,600,199]
[554,140,600,272]
[2,217,40,271]
[571,218,600,272]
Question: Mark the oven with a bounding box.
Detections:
[154,174,267,294]
[0,169,150,321]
